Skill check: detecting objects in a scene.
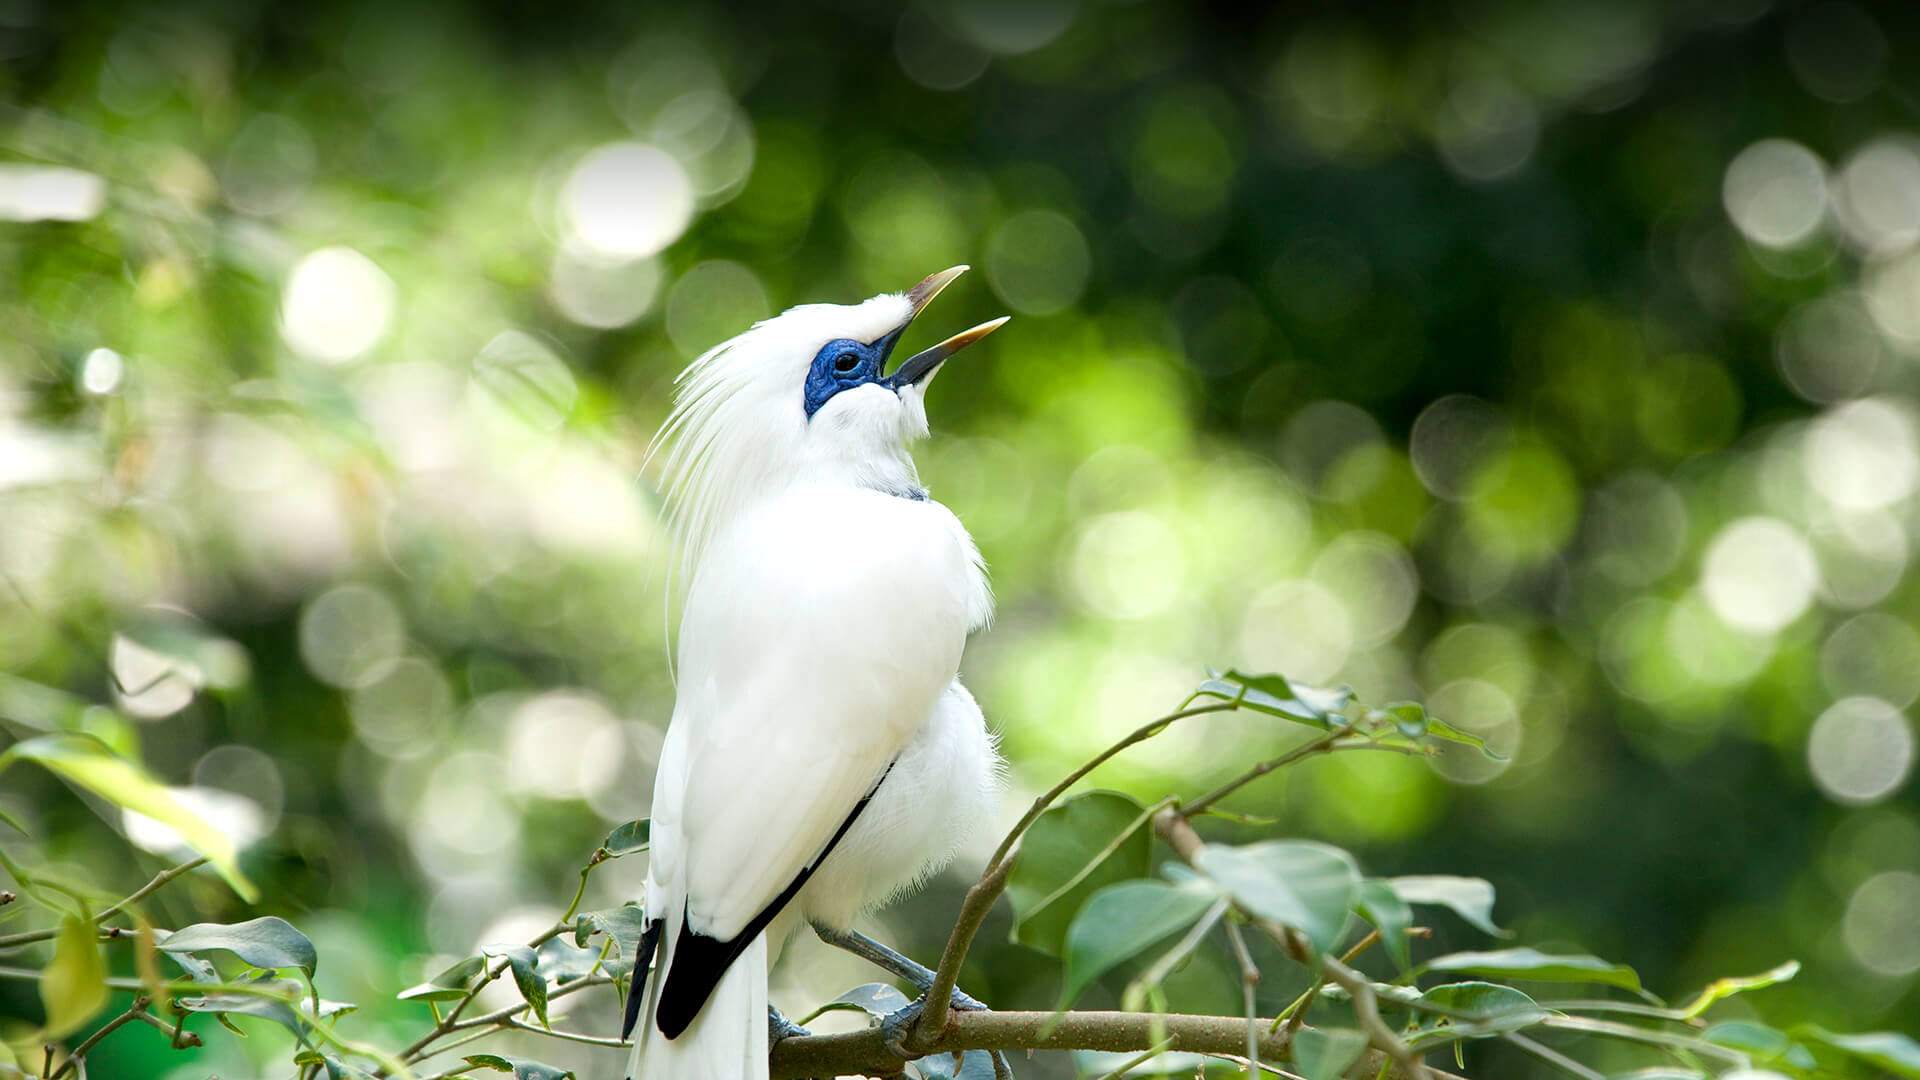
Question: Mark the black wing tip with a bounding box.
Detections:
[652,761,896,1039]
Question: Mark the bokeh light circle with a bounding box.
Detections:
[665,260,770,356]
[548,251,662,329]
[505,692,626,800]
[280,247,395,362]
[1409,395,1506,500]
[1784,2,1888,104]
[1434,78,1539,183]
[1309,532,1418,646]
[1774,291,1884,403]
[1805,398,1918,511]
[1832,136,1920,254]
[1700,517,1819,634]
[1865,247,1920,343]
[1722,139,1829,249]
[1842,870,1920,975]
[560,142,694,260]
[1238,580,1352,684]
[1821,612,1920,707]
[299,584,406,689]
[350,657,454,759]
[985,209,1091,316]
[1068,510,1187,621]
[1807,696,1913,806]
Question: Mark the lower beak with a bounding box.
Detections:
[885,316,1011,389]
[880,265,1010,389]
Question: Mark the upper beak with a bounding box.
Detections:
[878,265,1010,390]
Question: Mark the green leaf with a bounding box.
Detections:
[536,937,603,985]
[1704,1021,1817,1070]
[1422,716,1505,760]
[1194,840,1360,954]
[166,948,220,984]
[462,1053,577,1080]
[158,916,318,978]
[828,982,914,1016]
[1070,1051,1219,1077]
[482,944,549,1028]
[1355,879,1413,970]
[300,997,358,1020]
[1676,960,1798,1019]
[1379,702,1429,737]
[601,819,650,857]
[40,915,108,1039]
[1800,1027,1920,1078]
[1195,670,1355,728]
[293,1051,371,1080]
[1421,948,1642,994]
[1006,791,1153,957]
[1,734,256,901]
[1292,1027,1367,1080]
[1418,981,1550,1036]
[1389,875,1508,937]
[178,973,309,1044]
[914,1049,1003,1079]
[1060,878,1220,1008]
[0,802,27,834]
[398,955,485,1002]
[573,903,651,967]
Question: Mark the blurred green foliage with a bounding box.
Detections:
[1,0,1918,1075]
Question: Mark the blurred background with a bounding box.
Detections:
[1,0,1917,1075]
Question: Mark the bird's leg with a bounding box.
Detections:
[811,924,988,1011]
[768,1004,810,1044]
[813,924,1011,1078]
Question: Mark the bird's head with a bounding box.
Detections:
[654,266,1007,572]
[789,265,1008,456]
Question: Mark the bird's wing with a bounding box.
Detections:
[663,485,976,941]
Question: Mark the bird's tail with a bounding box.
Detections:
[625,926,769,1080]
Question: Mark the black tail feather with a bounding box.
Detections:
[620,917,664,1040]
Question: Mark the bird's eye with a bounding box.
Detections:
[833,352,860,375]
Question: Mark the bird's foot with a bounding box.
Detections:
[879,994,1012,1079]
[768,1005,811,1044]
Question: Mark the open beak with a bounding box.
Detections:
[879,265,1010,390]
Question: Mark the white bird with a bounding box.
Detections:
[623,267,1010,1080]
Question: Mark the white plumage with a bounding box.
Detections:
[625,270,1007,1080]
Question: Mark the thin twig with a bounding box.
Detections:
[1339,929,1382,965]
[1504,1032,1608,1079]
[1180,731,1345,819]
[1088,1036,1178,1080]
[130,1009,199,1048]
[503,1016,629,1047]
[1534,1016,1751,1065]
[1223,919,1261,1074]
[1127,900,1231,1004]
[49,997,148,1079]
[0,858,208,950]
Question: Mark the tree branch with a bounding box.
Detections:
[770,1008,1296,1080]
